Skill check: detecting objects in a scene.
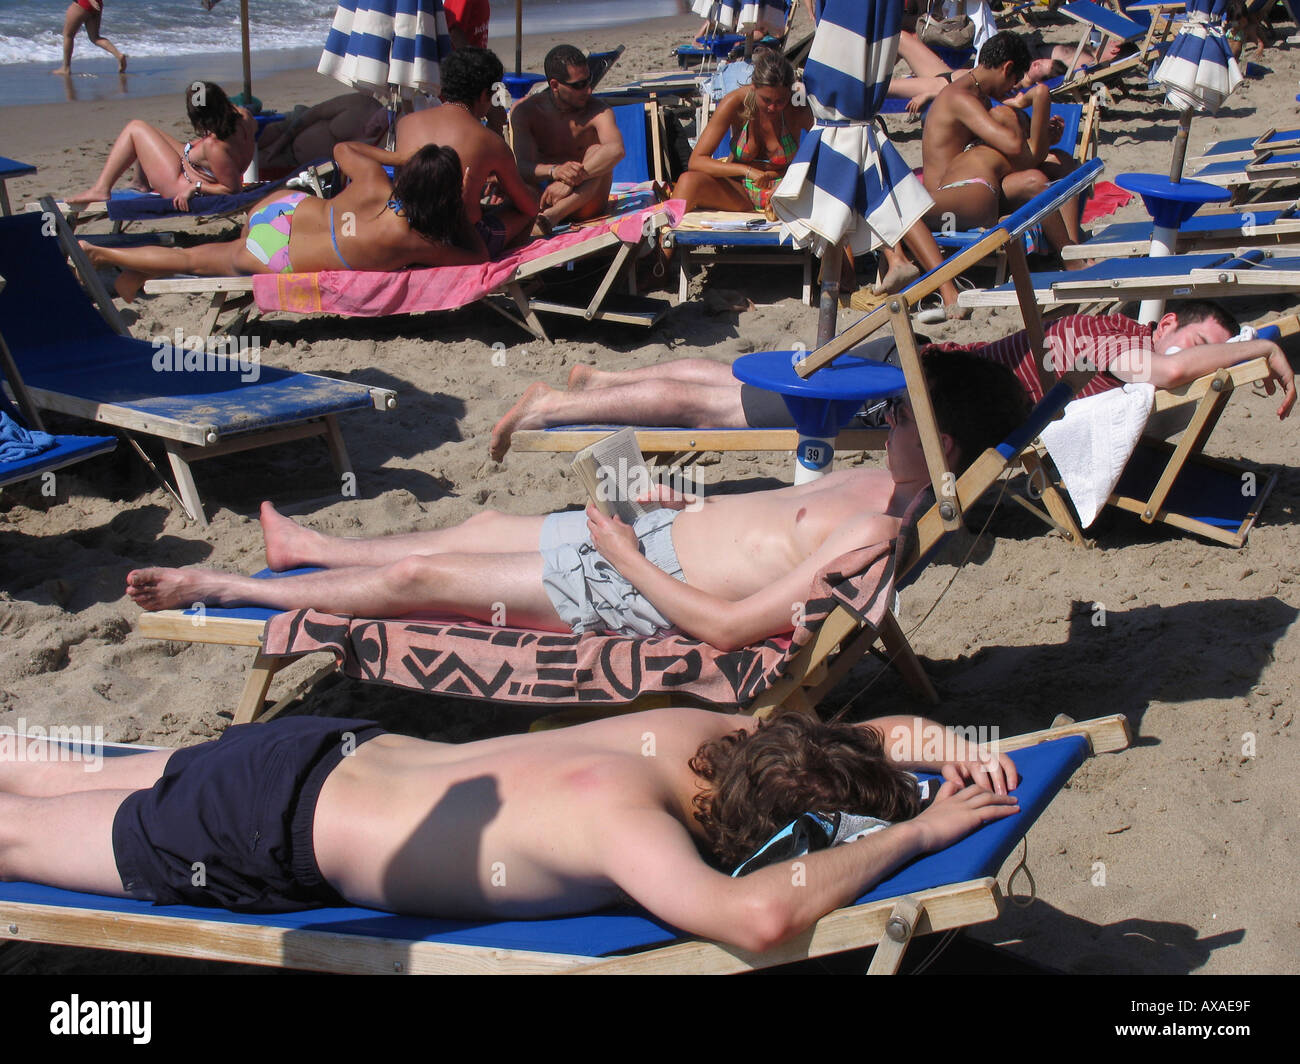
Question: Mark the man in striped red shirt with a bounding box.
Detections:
[490,301,1295,459]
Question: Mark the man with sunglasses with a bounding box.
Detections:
[511,44,626,233]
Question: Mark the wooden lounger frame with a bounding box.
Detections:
[0,715,1131,975]
[141,204,672,341]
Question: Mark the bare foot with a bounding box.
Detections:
[125,567,230,611]
[67,187,111,206]
[489,381,555,461]
[566,363,601,390]
[872,261,920,297]
[51,66,70,76]
[945,301,971,321]
[79,240,108,267]
[260,501,325,571]
[114,270,145,302]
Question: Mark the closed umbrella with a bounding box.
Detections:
[1133,0,1241,322]
[769,0,932,345]
[320,0,452,102]
[1154,0,1242,181]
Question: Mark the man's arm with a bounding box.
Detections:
[950,93,1028,162]
[864,715,1019,795]
[1109,337,1296,418]
[575,104,626,180]
[490,141,542,217]
[586,506,900,651]
[596,787,1018,953]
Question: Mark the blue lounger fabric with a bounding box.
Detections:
[0,735,1088,960]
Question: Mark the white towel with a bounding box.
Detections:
[1040,383,1155,528]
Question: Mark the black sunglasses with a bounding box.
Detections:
[862,394,908,425]
[559,76,592,91]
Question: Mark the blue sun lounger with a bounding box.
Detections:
[0,205,395,528]
[1191,128,1300,165]
[1062,205,1300,261]
[1,276,116,493]
[0,717,1128,973]
[959,247,1300,309]
[0,155,35,217]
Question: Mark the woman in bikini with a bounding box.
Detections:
[82,142,485,301]
[672,47,813,215]
[68,81,256,210]
[53,0,127,76]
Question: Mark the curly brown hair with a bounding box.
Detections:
[689,713,921,869]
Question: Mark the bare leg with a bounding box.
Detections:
[85,13,127,71]
[898,30,953,79]
[541,148,617,226]
[68,119,186,204]
[899,220,965,315]
[257,501,547,570]
[0,789,137,897]
[81,238,250,290]
[125,552,567,630]
[53,5,84,75]
[672,171,755,214]
[490,377,746,459]
[569,358,738,391]
[0,741,173,796]
[873,243,921,296]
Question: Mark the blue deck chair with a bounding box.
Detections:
[0,155,35,217]
[0,277,116,493]
[676,33,746,68]
[960,246,1300,309]
[0,717,1128,973]
[0,206,395,528]
[1188,149,1300,202]
[660,124,816,305]
[1063,203,1300,261]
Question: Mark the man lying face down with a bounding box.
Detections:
[126,352,1029,654]
[489,300,1295,459]
[0,708,1018,951]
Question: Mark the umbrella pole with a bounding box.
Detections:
[515,0,523,77]
[240,0,252,102]
[1168,108,1193,184]
[816,250,842,347]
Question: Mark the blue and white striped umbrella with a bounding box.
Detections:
[770,0,932,257]
[1152,0,1241,113]
[691,1,791,33]
[319,0,453,100]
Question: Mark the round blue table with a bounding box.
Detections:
[731,350,906,481]
[1115,173,1232,323]
[503,73,546,100]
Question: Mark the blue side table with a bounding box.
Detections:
[503,72,546,100]
[0,156,36,217]
[1116,172,1231,323]
[731,350,905,482]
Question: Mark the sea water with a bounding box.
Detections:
[0,0,686,106]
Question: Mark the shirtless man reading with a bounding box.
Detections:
[511,44,626,232]
[922,31,1083,263]
[0,707,1019,950]
[394,47,540,258]
[126,352,1029,652]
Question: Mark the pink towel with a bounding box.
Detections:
[252,201,684,317]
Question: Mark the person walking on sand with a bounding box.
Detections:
[53,0,127,76]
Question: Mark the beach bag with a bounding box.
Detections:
[918,1,976,50]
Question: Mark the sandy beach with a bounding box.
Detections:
[0,10,1297,977]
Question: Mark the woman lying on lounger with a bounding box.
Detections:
[83,141,484,301]
[68,81,256,210]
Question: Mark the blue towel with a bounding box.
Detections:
[0,410,55,463]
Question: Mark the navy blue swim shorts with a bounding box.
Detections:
[112,716,386,913]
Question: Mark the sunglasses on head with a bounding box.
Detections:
[863,394,908,425]
[560,76,591,91]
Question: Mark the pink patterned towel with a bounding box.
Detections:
[251,200,684,317]
[261,538,896,709]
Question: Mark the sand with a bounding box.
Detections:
[0,12,1297,976]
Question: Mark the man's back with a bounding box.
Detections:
[312,707,741,919]
[395,105,517,224]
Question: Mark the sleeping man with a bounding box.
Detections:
[0,707,1018,949]
[125,352,1030,651]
